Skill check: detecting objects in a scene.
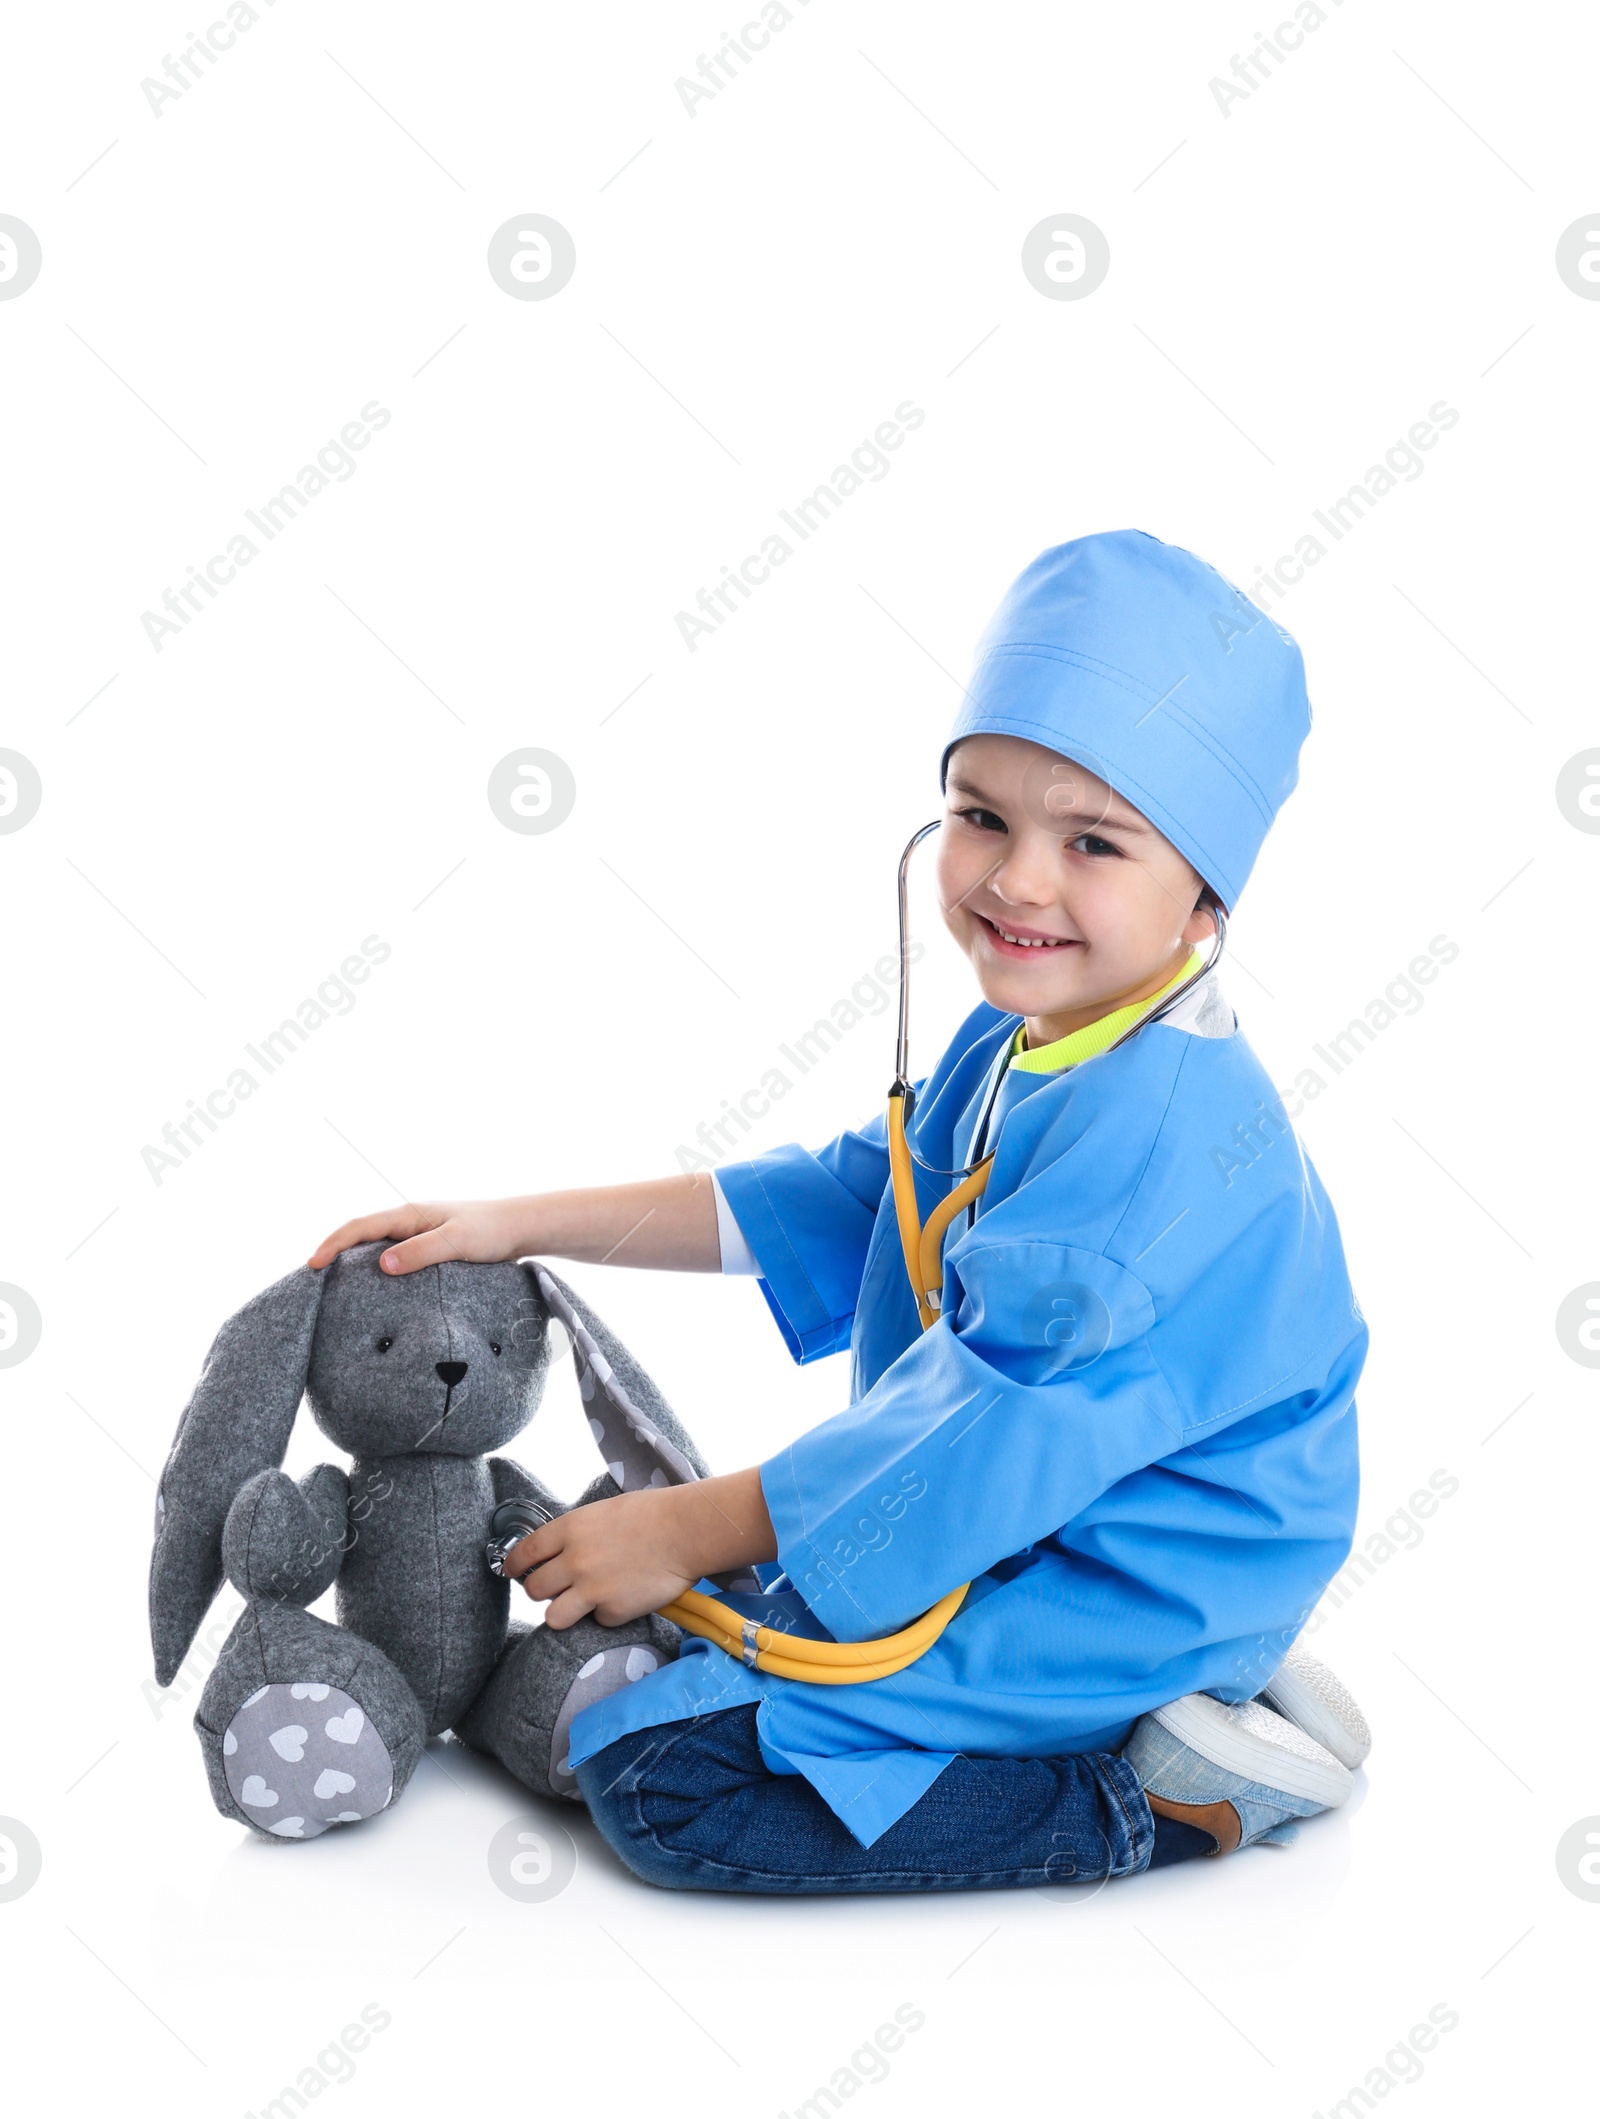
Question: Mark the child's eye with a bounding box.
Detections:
[954,804,1007,834]
[490,1342,502,1357]
[375,1336,394,1353]
[1068,833,1120,858]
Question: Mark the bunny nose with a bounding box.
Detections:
[435,1361,468,1387]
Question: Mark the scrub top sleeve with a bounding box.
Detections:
[759,1238,1185,1640]
[712,1106,894,1365]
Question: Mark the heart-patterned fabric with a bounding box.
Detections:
[532,1267,763,1596]
[546,1642,662,1801]
[534,1268,699,1493]
[222,1681,394,1840]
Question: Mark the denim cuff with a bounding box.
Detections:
[1098,1747,1157,1875]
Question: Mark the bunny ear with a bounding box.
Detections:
[528,1264,710,1492]
[149,1264,326,1685]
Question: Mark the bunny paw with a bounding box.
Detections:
[455,1614,679,1801]
[194,1602,425,1840]
[220,1683,393,1840]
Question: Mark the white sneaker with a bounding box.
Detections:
[1126,1694,1354,1853]
[1259,1647,1372,1769]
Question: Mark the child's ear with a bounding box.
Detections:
[149,1264,326,1684]
[1184,884,1225,945]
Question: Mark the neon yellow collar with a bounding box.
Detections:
[1007,950,1204,1074]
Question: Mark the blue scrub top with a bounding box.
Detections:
[567,974,1365,1846]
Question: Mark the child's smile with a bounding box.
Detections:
[973,912,1083,957]
[936,732,1220,1046]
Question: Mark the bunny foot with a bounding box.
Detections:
[194,1602,425,1841]
[454,1614,679,1802]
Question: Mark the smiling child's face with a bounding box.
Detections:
[936,733,1221,1044]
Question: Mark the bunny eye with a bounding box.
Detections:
[375,1336,394,1353]
[490,1342,502,1357]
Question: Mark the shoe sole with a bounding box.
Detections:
[1151,1694,1354,1809]
[1261,1660,1371,1770]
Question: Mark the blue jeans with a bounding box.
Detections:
[574,1704,1206,1894]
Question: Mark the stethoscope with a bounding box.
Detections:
[887,818,1228,1331]
[494,821,1225,1691]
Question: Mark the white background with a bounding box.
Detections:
[3,0,1596,2110]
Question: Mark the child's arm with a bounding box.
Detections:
[307,1175,722,1275]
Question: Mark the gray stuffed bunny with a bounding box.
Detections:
[149,1240,713,1841]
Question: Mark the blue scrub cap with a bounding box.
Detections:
[941,529,1311,908]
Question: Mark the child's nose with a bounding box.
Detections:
[435,1360,468,1387]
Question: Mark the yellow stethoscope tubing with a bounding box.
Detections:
[658,1582,969,1684]
[889,1085,994,1328]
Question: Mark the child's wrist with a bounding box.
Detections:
[669,1469,777,1579]
[509,1190,590,1259]
[507,1193,554,1257]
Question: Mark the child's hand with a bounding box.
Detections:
[307,1199,530,1274]
[507,1491,698,1626]
[506,1470,778,1628]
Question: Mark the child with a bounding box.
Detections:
[311,529,1369,1892]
